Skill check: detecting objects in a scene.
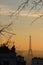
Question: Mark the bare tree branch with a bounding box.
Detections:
[30,14,43,25]
[0,22,13,36]
[28,0,43,14]
[9,0,29,18]
[2,30,16,35]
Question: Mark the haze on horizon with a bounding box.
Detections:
[0,0,43,51]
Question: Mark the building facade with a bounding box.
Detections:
[31,57,43,65]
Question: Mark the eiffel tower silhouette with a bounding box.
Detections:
[28,35,33,57]
[26,35,33,65]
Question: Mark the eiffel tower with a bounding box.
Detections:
[28,35,33,56]
[27,35,33,65]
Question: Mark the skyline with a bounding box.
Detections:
[0,0,43,51]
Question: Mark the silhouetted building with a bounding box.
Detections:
[0,45,26,65]
[31,57,43,65]
[17,55,26,65]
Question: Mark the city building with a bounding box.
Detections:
[31,57,43,65]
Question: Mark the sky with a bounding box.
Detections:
[0,0,43,51]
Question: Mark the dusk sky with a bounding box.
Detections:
[0,0,43,51]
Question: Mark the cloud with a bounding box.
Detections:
[0,5,13,15]
[0,10,42,17]
[0,5,43,17]
[19,12,39,17]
